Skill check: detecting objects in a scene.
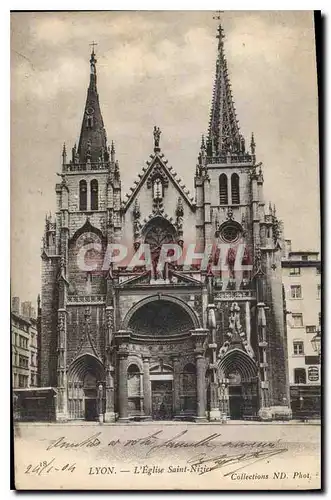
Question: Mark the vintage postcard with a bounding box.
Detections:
[11,10,321,490]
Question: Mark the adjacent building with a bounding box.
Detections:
[12,296,40,388]
[39,23,292,422]
[282,240,321,418]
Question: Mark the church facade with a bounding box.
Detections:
[40,24,291,422]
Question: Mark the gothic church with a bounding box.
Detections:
[40,24,291,422]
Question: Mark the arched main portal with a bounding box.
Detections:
[127,300,195,337]
[67,354,105,420]
[124,294,199,334]
[218,349,258,420]
[119,296,201,420]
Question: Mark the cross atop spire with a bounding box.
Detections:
[89,40,98,54]
[89,43,98,89]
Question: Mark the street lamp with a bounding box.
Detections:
[311,326,321,361]
[98,383,104,424]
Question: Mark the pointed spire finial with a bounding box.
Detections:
[62,142,67,164]
[89,41,98,89]
[111,140,115,163]
[258,163,263,177]
[213,11,225,50]
[199,134,207,166]
[250,132,256,155]
[114,160,120,180]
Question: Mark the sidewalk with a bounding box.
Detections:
[14,419,321,426]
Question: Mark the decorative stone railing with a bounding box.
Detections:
[206,154,253,164]
[63,162,110,173]
[67,295,106,305]
[214,290,256,301]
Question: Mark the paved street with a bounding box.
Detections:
[14,421,321,490]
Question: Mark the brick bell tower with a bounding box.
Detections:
[41,47,121,421]
[195,22,291,420]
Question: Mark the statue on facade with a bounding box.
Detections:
[153,126,161,150]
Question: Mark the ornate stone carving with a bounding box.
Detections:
[132,199,141,249]
[147,164,169,190]
[226,207,234,220]
[214,290,255,301]
[67,295,106,304]
[106,306,114,348]
[253,246,264,276]
[57,310,66,350]
[175,198,184,243]
[153,126,161,150]
[218,302,254,359]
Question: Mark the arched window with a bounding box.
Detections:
[90,179,98,211]
[231,173,240,204]
[219,174,228,205]
[294,368,306,384]
[79,180,87,211]
[86,116,93,128]
[153,178,163,200]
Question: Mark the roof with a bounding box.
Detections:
[13,387,57,393]
[289,251,320,256]
[77,49,108,163]
[11,311,37,327]
[121,151,195,211]
[281,260,321,268]
[207,24,242,157]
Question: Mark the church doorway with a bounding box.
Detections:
[228,385,243,420]
[228,370,244,419]
[67,354,105,421]
[150,363,174,420]
[85,398,98,421]
[218,349,259,420]
[151,380,173,420]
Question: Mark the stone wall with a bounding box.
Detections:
[40,256,59,386]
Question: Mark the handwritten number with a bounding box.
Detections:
[62,463,76,472]
[24,460,76,475]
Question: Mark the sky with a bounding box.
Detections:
[10,11,320,304]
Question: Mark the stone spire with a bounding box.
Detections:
[110,140,115,163]
[207,23,242,157]
[77,46,108,163]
